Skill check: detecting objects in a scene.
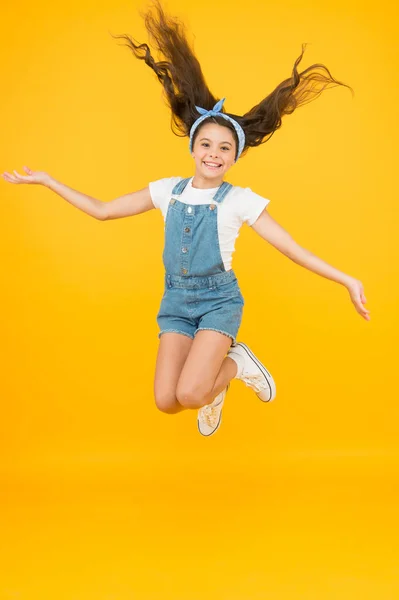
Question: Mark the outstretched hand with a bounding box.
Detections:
[2,166,50,186]
[346,278,370,321]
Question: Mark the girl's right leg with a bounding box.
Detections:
[153,332,193,414]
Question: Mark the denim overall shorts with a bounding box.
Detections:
[156,177,245,343]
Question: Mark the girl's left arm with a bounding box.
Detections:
[251,210,370,321]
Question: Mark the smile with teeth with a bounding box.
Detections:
[203,161,222,169]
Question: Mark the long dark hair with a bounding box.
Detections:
[111,1,353,158]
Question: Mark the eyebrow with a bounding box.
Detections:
[199,137,232,146]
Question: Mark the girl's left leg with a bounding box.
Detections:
[175,330,238,409]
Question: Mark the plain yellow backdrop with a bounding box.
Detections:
[1,0,398,598]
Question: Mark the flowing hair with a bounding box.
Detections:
[111,0,353,157]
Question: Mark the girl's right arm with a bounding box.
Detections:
[1,166,155,221]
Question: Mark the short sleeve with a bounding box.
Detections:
[148,176,182,213]
[240,187,270,226]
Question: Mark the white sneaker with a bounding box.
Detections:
[227,342,276,402]
[197,386,229,437]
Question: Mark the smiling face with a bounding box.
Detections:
[191,122,237,187]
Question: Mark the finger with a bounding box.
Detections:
[13,170,29,181]
[356,305,370,320]
[358,283,367,303]
[354,296,370,315]
[8,173,22,183]
[3,172,19,183]
[357,300,370,313]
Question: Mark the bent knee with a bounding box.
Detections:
[175,386,207,409]
[154,392,181,414]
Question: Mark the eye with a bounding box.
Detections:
[201,142,209,147]
[221,146,230,151]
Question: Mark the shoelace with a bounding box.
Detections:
[241,373,265,393]
[199,404,220,428]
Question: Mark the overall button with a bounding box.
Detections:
[181,268,188,275]
[187,206,193,214]
[209,204,216,210]
[170,198,176,204]
[184,227,191,233]
[182,247,188,254]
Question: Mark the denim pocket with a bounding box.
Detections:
[216,278,242,300]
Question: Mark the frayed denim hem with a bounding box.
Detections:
[158,329,194,340]
[195,327,235,344]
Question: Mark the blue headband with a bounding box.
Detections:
[189,98,246,162]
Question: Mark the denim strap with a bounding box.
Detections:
[212,181,233,204]
[171,177,191,196]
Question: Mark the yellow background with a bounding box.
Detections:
[1,0,398,597]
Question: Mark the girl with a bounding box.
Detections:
[2,2,370,437]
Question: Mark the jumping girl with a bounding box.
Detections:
[2,1,370,437]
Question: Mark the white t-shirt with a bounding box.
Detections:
[149,176,270,271]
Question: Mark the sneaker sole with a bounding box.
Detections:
[237,343,276,402]
[197,413,222,437]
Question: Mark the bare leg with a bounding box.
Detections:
[201,356,237,405]
[154,332,193,414]
[176,331,238,409]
